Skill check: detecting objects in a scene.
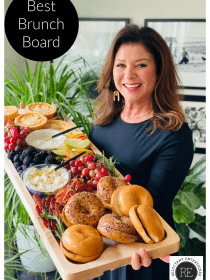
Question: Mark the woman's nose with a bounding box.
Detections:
[124,66,136,79]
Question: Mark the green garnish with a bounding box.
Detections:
[41,212,65,240]
[95,151,119,177]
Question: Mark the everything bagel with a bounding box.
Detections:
[97,176,127,210]
[65,192,105,227]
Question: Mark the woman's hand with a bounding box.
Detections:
[131,248,170,270]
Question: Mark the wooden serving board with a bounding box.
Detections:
[4,115,180,280]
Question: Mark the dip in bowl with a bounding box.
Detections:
[22,164,71,197]
[25,129,66,150]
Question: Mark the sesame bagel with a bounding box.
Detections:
[97,176,127,210]
[97,214,138,243]
[65,192,105,228]
[60,225,104,263]
[111,184,153,216]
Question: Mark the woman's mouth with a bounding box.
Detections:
[124,83,142,92]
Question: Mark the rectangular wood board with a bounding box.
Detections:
[4,115,180,280]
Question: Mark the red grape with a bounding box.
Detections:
[75,160,83,167]
[16,138,23,146]
[79,156,86,163]
[92,180,98,188]
[70,160,76,167]
[4,131,8,137]
[85,154,95,162]
[95,172,104,180]
[4,137,11,144]
[10,127,19,138]
[4,143,9,150]
[8,143,15,150]
[20,130,27,138]
[70,167,78,175]
[87,162,96,170]
[101,168,108,176]
[78,166,84,172]
[124,174,131,183]
[82,168,89,177]
[10,137,17,144]
[89,170,95,178]
[5,120,14,129]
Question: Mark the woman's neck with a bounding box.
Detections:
[121,97,153,123]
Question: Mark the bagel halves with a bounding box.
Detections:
[129,205,165,243]
[60,224,104,263]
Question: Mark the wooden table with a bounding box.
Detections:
[4,118,180,280]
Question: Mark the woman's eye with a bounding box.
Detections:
[137,64,147,68]
[116,64,125,68]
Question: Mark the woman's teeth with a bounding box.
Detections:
[124,84,141,88]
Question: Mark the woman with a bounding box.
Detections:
[89,25,194,280]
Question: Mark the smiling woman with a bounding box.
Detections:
[89,24,194,280]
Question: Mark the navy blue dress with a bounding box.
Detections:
[89,115,194,280]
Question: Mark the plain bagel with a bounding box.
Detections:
[60,224,104,263]
[111,184,153,216]
[129,205,165,243]
[97,176,127,210]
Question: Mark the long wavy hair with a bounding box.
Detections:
[92,24,185,131]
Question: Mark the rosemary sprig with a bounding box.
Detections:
[94,151,119,177]
[41,212,65,240]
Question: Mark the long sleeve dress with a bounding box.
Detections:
[89,115,194,280]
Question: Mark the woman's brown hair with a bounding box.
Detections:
[92,24,185,131]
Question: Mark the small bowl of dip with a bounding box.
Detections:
[25,129,66,150]
[22,164,71,197]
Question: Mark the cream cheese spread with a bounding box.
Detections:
[23,166,70,192]
[25,129,65,150]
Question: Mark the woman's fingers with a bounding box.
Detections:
[138,248,152,267]
[131,249,152,270]
[131,251,142,270]
[160,255,170,263]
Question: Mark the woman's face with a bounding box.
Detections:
[113,43,157,104]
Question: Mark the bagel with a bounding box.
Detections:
[65,192,105,228]
[62,205,73,228]
[111,184,153,216]
[60,224,104,263]
[97,176,127,210]
[97,214,138,243]
[129,205,165,243]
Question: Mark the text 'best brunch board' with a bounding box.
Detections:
[4,110,180,280]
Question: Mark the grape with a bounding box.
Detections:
[9,143,15,150]
[101,168,108,176]
[79,156,86,163]
[85,154,94,162]
[4,131,8,137]
[75,160,83,167]
[4,143,9,150]
[71,167,78,175]
[89,170,95,178]
[82,168,89,177]
[20,130,27,138]
[95,172,104,180]
[10,137,17,144]
[92,180,98,188]
[124,174,131,183]
[70,160,76,167]
[78,166,84,172]
[87,162,96,170]
[5,120,14,129]
[4,137,11,144]
[16,138,23,146]
[10,127,19,138]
